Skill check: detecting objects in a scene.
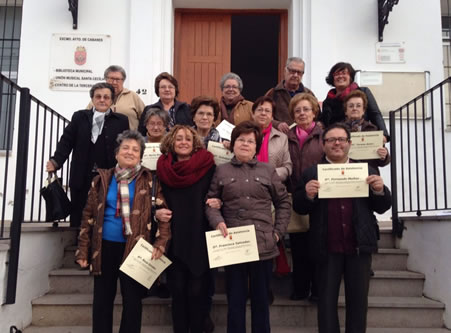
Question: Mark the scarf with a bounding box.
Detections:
[91,108,111,144]
[114,163,141,236]
[156,148,215,188]
[326,82,359,101]
[345,118,364,132]
[220,95,244,123]
[296,121,316,149]
[257,123,272,163]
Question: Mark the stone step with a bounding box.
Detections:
[31,294,445,328]
[22,326,451,333]
[372,248,408,270]
[378,228,396,248]
[48,268,425,298]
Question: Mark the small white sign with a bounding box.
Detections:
[49,33,111,91]
[359,72,383,86]
[376,42,405,64]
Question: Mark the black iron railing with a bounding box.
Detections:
[0,73,70,303]
[389,77,451,237]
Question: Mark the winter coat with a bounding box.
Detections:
[268,126,292,182]
[206,157,291,260]
[75,167,170,275]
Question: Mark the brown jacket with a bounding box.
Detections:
[216,99,254,126]
[265,80,314,127]
[206,157,291,260]
[287,122,324,192]
[75,167,170,275]
[268,126,292,182]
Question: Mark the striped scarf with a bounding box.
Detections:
[114,163,141,236]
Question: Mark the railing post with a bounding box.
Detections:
[5,87,31,304]
[389,110,404,237]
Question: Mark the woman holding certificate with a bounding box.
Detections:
[206,120,291,333]
[75,130,171,333]
[286,93,324,301]
[191,95,221,148]
[343,90,390,174]
[156,125,216,333]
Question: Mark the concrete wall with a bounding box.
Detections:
[0,228,76,332]
[400,217,451,328]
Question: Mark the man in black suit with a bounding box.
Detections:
[47,82,129,227]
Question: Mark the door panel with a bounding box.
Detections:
[174,13,231,103]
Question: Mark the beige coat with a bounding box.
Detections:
[268,126,292,182]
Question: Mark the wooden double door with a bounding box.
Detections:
[174,10,288,104]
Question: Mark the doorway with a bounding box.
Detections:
[174,10,287,104]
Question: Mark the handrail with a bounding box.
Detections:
[389,76,450,237]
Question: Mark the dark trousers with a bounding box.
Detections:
[70,172,96,228]
[167,258,209,333]
[289,231,318,298]
[317,252,372,333]
[92,240,146,333]
[225,259,272,333]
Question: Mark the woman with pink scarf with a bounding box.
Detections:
[286,93,324,302]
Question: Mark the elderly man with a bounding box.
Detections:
[88,65,145,130]
[266,57,314,133]
[293,123,391,333]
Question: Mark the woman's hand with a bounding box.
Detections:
[151,246,164,260]
[76,259,88,269]
[222,140,231,149]
[277,122,290,134]
[155,208,172,223]
[46,160,56,172]
[377,147,388,160]
[305,180,320,199]
[206,198,222,209]
[216,222,228,237]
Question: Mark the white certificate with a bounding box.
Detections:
[120,238,172,289]
[142,143,161,170]
[318,163,369,198]
[215,120,235,141]
[207,141,233,165]
[348,131,384,160]
[205,225,259,268]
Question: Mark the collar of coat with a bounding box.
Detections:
[231,156,258,167]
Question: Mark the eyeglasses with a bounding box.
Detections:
[106,77,124,82]
[294,108,312,114]
[147,121,164,128]
[196,111,214,118]
[223,85,239,90]
[347,103,363,109]
[255,108,272,114]
[94,94,112,100]
[286,67,304,76]
[236,138,256,145]
[333,70,349,77]
[160,85,175,90]
[323,137,349,144]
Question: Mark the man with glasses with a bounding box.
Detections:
[293,123,391,333]
[88,65,145,130]
[265,57,314,134]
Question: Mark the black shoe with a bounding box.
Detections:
[203,313,215,333]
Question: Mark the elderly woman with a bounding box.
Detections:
[75,130,171,333]
[156,125,216,333]
[218,72,254,125]
[191,95,221,148]
[343,90,390,174]
[87,65,145,130]
[46,82,129,227]
[143,108,170,143]
[206,120,291,333]
[252,95,292,182]
[138,72,192,135]
[286,93,324,301]
[320,62,389,141]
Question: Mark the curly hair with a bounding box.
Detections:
[325,62,356,86]
[115,130,146,159]
[160,125,204,156]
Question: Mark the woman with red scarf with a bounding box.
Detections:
[156,125,216,333]
[320,62,390,142]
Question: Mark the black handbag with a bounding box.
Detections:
[40,172,71,221]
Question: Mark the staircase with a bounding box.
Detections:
[24,229,448,332]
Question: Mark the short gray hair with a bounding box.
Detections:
[286,57,305,68]
[89,82,115,100]
[104,65,127,81]
[116,130,146,159]
[219,72,243,92]
[144,108,170,128]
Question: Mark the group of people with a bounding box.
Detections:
[46,59,392,333]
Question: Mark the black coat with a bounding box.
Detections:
[292,159,392,262]
[320,86,390,141]
[138,99,193,136]
[160,166,215,277]
[51,109,129,189]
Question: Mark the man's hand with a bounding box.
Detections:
[377,147,388,160]
[277,122,290,134]
[367,175,384,193]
